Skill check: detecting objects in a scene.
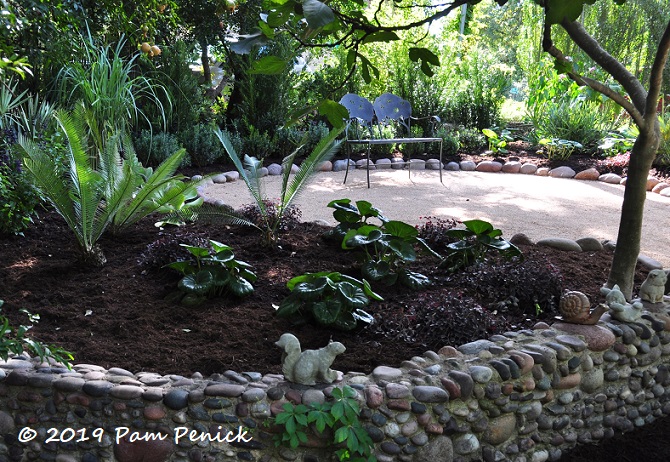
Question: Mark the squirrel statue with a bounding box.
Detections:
[275,333,346,385]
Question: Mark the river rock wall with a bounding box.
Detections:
[1,314,670,462]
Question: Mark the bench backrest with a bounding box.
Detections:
[340,92,415,140]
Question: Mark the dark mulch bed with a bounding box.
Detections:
[2,144,669,461]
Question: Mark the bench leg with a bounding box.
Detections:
[343,142,351,185]
[366,143,371,188]
[439,140,443,184]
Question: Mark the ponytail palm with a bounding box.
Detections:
[18,108,200,266]
[213,126,343,245]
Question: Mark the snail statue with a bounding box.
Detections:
[275,333,345,385]
[639,269,668,304]
[559,290,607,325]
[600,284,643,323]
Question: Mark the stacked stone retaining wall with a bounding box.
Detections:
[2,314,670,462]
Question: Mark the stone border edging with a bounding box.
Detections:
[193,157,670,199]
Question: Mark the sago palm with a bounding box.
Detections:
[212,126,343,245]
[18,107,200,266]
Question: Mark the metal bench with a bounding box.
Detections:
[339,92,443,188]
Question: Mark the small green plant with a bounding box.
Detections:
[434,126,460,156]
[655,112,670,165]
[482,127,513,153]
[454,127,487,153]
[166,240,256,306]
[440,219,521,272]
[598,126,638,157]
[537,138,583,160]
[213,125,343,245]
[327,199,441,289]
[273,385,376,462]
[178,123,227,167]
[277,271,382,331]
[0,301,74,368]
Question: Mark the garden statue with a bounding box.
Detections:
[275,333,346,386]
[559,290,607,325]
[601,284,644,323]
[639,269,668,304]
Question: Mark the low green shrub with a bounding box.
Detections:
[444,91,502,130]
[655,113,670,165]
[434,126,460,157]
[455,127,487,153]
[243,125,273,160]
[529,100,609,149]
[178,124,227,167]
[133,130,190,168]
[538,138,583,161]
[0,130,40,236]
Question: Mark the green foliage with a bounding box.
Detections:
[178,123,227,167]
[482,127,513,153]
[56,32,170,154]
[0,300,74,368]
[454,127,487,153]
[655,113,670,165]
[144,40,203,133]
[18,108,200,265]
[242,125,273,160]
[434,127,460,157]
[0,130,39,236]
[273,385,376,462]
[214,125,343,245]
[444,91,502,131]
[538,138,583,160]
[166,240,256,306]
[277,272,381,331]
[529,100,610,149]
[327,199,441,289]
[440,219,522,273]
[133,130,190,168]
[598,126,638,157]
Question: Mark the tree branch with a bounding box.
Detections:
[560,19,647,114]
[541,20,644,127]
[644,19,670,124]
[333,0,468,35]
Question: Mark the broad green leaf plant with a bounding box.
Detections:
[440,219,522,273]
[166,240,256,306]
[18,107,200,266]
[277,271,381,331]
[327,199,441,289]
[213,125,343,245]
[273,385,376,462]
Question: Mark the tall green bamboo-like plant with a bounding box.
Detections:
[56,31,170,156]
[212,125,343,245]
[18,107,199,266]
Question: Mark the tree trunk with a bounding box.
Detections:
[606,126,659,299]
[201,41,212,85]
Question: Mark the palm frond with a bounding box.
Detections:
[158,203,260,231]
[110,148,192,233]
[213,127,268,216]
[282,126,344,212]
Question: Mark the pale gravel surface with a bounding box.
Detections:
[201,168,670,268]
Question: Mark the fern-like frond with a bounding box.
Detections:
[283,126,344,212]
[157,203,260,231]
[213,127,268,216]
